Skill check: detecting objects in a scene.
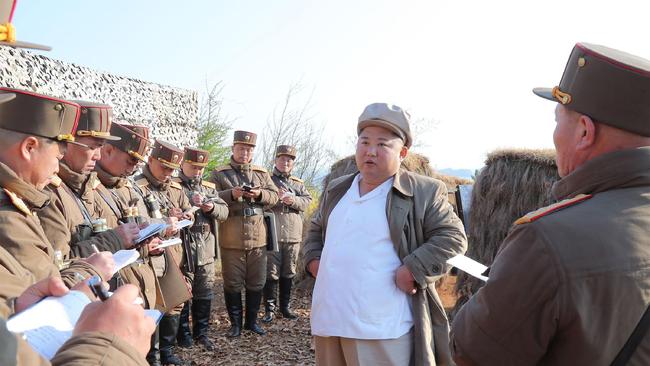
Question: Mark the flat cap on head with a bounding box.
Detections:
[534,42,650,136]
[357,103,412,148]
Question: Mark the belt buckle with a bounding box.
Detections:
[243,207,254,217]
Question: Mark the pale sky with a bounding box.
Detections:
[14,0,650,170]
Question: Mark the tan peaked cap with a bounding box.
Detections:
[357,103,412,148]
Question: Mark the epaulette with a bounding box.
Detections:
[171,177,182,183]
[201,180,216,189]
[514,194,592,225]
[3,188,34,216]
[214,165,231,172]
[49,175,62,188]
[135,177,149,188]
[252,165,268,173]
[289,176,304,184]
[125,180,133,188]
[170,181,183,190]
[91,177,101,190]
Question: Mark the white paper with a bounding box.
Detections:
[185,206,200,215]
[153,237,182,250]
[7,291,91,360]
[175,219,192,230]
[112,249,140,275]
[135,222,167,243]
[447,254,489,282]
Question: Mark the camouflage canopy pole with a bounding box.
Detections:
[451,149,559,319]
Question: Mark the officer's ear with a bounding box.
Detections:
[399,144,408,161]
[20,136,41,161]
[576,114,597,151]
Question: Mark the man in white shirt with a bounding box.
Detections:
[303,103,468,366]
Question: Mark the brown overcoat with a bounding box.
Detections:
[0,162,101,299]
[451,147,650,365]
[302,168,467,366]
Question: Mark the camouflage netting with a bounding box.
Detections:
[451,148,559,318]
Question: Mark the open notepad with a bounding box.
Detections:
[6,291,162,360]
[447,254,489,282]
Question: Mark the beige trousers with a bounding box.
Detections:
[314,330,413,366]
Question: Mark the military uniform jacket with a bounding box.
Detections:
[0,162,102,298]
[209,159,279,250]
[176,172,229,266]
[93,164,159,309]
[270,168,312,243]
[302,169,467,366]
[0,289,148,366]
[135,166,192,266]
[451,147,650,366]
[38,162,125,259]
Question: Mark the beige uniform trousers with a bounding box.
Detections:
[314,329,413,366]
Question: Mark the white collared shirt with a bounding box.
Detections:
[311,174,413,339]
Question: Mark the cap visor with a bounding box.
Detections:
[532,87,556,102]
[129,151,147,163]
[160,162,180,170]
[97,135,122,141]
[0,93,16,104]
[0,40,52,51]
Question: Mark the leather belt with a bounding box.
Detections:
[190,223,211,234]
[231,207,264,217]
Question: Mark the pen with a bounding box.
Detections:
[91,244,100,254]
[87,275,145,305]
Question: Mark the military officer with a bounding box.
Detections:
[262,145,312,323]
[0,88,113,300]
[136,140,193,366]
[92,122,169,365]
[38,101,141,261]
[451,43,650,365]
[175,147,228,351]
[210,130,279,337]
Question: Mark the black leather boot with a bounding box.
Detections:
[244,290,266,335]
[146,325,161,366]
[192,298,215,351]
[279,277,298,320]
[160,314,186,365]
[176,301,193,348]
[224,291,243,338]
[262,279,278,323]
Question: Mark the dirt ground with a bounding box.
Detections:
[176,271,459,366]
[176,271,315,366]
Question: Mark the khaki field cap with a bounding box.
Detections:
[276,145,297,158]
[184,147,210,167]
[0,87,80,143]
[357,102,412,148]
[151,140,183,169]
[534,42,650,136]
[233,130,257,146]
[0,0,51,50]
[108,123,151,162]
[71,100,120,141]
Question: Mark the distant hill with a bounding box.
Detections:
[438,168,475,181]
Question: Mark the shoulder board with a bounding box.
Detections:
[171,177,182,183]
[515,194,592,225]
[252,165,268,173]
[289,176,304,184]
[125,180,133,188]
[201,180,216,189]
[3,188,34,216]
[135,177,149,188]
[170,181,183,190]
[214,165,231,172]
[91,177,101,190]
[49,175,62,188]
